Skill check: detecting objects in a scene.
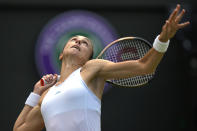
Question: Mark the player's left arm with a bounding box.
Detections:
[85,4,190,81]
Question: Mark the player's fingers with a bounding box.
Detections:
[53,74,58,80]
[42,75,47,80]
[168,4,180,22]
[166,20,170,27]
[175,9,185,23]
[45,78,57,87]
[49,74,55,83]
[162,20,169,32]
[53,74,57,77]
[45,74,50,79]
[42,74,53,83]
[45,74,51,82]
[49,74,53,80]
[178,21,190,29]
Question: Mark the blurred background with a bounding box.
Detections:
[1,0,196,130]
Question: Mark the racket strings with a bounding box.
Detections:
[102,38,153,87]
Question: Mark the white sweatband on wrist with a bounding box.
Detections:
[153,35,170,53]
[25,92,41,107]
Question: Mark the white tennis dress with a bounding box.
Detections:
[41,68,101,131]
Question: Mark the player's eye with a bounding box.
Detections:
[71,38,76,41]
[83,41,88,46]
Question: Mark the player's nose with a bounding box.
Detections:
[75,40,81,45]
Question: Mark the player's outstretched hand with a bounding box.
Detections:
[159,4,190,42]
[33,74,58,95]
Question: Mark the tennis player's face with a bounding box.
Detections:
[61,36,93,62]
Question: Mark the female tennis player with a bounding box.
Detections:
[14,4,189,131]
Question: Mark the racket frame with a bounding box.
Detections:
[96,36,154,88]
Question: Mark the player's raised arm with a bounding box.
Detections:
[92,4,190,81]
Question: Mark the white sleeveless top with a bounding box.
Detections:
[41,68,101,131]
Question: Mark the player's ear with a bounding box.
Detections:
[59,53,63,60]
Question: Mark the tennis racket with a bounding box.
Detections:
[97,37,154,88]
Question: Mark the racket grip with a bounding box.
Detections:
[40,75,60,86]
[40,78,46,86]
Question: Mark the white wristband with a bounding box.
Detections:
[25,92,41,107]
[153,35,170,53]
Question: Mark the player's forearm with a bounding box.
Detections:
[13,105,33,131]
[139,48,164,74]
[138,35,169,74]
[14,105,44,131]
[14,92,43,131]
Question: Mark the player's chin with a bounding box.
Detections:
[70,51,83,59]
[66,49,79,55]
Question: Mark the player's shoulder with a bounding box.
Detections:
[82,59,114,75]
[84,59,111,67]
[81,59,111,73]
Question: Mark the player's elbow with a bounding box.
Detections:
[13,126,18,131]
[13,123,24,131]
[13,122,17,131]
[13,124,21,131]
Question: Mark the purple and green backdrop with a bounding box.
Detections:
[35,10,118,76]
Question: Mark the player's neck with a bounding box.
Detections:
[58,59,83,83]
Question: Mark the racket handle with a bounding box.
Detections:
[40,75,60,86]
[40,78,46,86]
